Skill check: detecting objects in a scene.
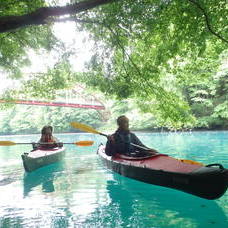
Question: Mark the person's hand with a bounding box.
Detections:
[32,142,39,150]
[57,142,63,148]
[148,149,159,154]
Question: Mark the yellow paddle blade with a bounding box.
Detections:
[74,140,94,146]
[179,159,204,166]
[71,122,100,134]
[0,141,17,146]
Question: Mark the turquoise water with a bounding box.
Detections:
[0,131,227,228]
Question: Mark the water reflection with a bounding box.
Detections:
[101,179,135,228]
[0,132,227,228]
[91,173,228,228]
[23,162,65,197]
[0,177,15,186]
[0,215,24,228]
[137,131,228,165]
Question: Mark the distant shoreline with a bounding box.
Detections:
[0,128,228,137]
[131,128,228,133]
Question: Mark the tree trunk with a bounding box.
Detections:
[0,0,116,33]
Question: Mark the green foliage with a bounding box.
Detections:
[0,0,45,17]
[0,26,59,78]
[0,105,103,135]
[0,93,158,135]
[0,0,228,129]
[181,53,228,129]
[0,0,60,78]
[1,60,76,101]
[21,60,75,99]
[76,0,228,127]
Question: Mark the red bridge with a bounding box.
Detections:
[0,99,104,110]
[0,85,105,110]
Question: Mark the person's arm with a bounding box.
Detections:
[32,142,39,150]
[52,136,63,147]
[53,136,59,143]
[39,135,45,142]
[131,133,147,147]
[105,135,116,156]
[132,133,158,153]
[34,138,42,148]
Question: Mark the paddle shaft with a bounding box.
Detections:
[18,142,93,146]
[15,141,150,151]
[6,142,86,145]
[0,140,93,146]
[70,122,152,151]
[130,143,151,151]
[8,142,60,145]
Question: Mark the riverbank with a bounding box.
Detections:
[1,128,228,137]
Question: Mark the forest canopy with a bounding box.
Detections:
[0,0,227,130]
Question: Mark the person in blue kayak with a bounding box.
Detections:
[105,115,158,157]
[33,125,62,150]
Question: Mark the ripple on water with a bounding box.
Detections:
[0,132,227,228]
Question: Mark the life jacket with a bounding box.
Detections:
[39,134,57,149]
[43,134,54,143]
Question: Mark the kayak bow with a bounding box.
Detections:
[22,147,65,172]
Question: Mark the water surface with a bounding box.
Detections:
[0,131,227,227]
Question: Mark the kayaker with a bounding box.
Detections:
[33,125,63,150]
[105,115,158,157]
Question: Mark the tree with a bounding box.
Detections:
[180,51,228,129]
[74,0,228,127]
[0,0,227,128]
[0,0,115,33]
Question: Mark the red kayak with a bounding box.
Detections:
[97,144,228,200]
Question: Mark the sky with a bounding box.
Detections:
[23,22,94,73]
[53,22,94,72]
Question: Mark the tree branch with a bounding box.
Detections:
[187,0,228,44]
[0,0,116,33]
[63,17,153,95]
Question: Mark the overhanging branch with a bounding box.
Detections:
[0,0,116,33]
[187,0,228,44]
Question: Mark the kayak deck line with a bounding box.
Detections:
[25,148,63,159]
[116,153,168,160]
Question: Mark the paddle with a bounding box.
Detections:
[70,121,152,151]
[70,122,205,165]
[0,140,94,147]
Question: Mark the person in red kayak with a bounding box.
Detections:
[105,115,158,157]
[33,125,62,150]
